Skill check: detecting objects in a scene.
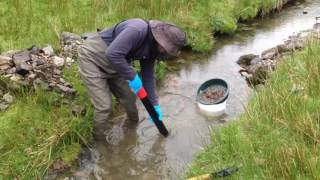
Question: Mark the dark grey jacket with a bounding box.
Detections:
[98,18,159,105]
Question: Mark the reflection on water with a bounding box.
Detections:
[64,1,320,179]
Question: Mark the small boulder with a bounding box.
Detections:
[261,47,278,60]
[0,102,9,111]
[65,57,74,65]
[277,44,289,53]
[0,55,13,66]
[0,64,11,71]
[16,63,33,75]
[55,84,76,95]
[40,45,54,56]
[13,51,31,66]
[10,74,23,82]
[72,105,86,117]
[3,93,14,103]
[52,56,65,67]
[6,67,16,74]
[33,78,50,90]
[237,54,259,66]
[250,57,262,65]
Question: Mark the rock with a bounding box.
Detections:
[237,54,259,66]
[3,93,14,103]
[13,51,31,65]
[250,57,262,65]
[12,51,33,75]
[72,105,86,116]
[59,78,66,84]
[53,69,62,75]
[33,78,50,90]
[31,55,46,67]
[261,47,278,60]
[6,67,16,74]
[27,73,37,80]
[27,45,40,54]
[285,39,305,50]
[16,63,33,75]
[0,102,9,111]
[247,63,263,74]
[277,44,289,53]
[52,159,69,172]
[0,64,11,70]
[65,57,74,65]
[55,84,76,95]
[255,84,265,91]
[40,45,54,56]
[61,32,82,45]
[52,56,65,67]
[64,82,72,88]
[303,10,308,14]
[0,55,13,66]
[10,74,23,82]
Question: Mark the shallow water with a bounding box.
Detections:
[59,1,320,179]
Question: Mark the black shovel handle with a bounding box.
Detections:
[140,96,169,137]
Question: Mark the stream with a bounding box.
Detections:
[56,1,320,179]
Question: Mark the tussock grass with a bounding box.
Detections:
[0,65,93,179]
[0,0,290,53]
[187,41,320,179]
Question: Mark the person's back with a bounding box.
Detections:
[77,18,186,141]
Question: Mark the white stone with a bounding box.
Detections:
[41,45,54,56]
[3,93,14,103]
[66,57,74,63]
[52,56,65,67]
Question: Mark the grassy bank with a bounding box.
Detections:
[187,41,320,179]
[0,65,94,179]
[1,0,291,53]
[0,0,295,179]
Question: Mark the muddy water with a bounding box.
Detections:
[68,1,320,180]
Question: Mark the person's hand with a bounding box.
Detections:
[128,74,142,94]
[149,105,163,123]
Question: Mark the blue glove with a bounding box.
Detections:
[128,74,142,94]
[149,105,163,123]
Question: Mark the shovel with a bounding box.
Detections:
[137,87,169,137]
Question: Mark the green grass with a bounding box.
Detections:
[0,65,94,179]
[0,0,290,53]
[187,41,320,179]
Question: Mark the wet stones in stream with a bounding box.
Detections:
[198,86,226,104]
[238,22,320,87]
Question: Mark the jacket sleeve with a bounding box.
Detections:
[105,27,142,80]
[140,59,159,106]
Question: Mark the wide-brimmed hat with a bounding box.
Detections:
[149,20,186,56]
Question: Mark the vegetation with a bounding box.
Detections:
[187,41,320,179]
[0,64,93,179]
[0,0,295,179]
[1,0,290,53]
